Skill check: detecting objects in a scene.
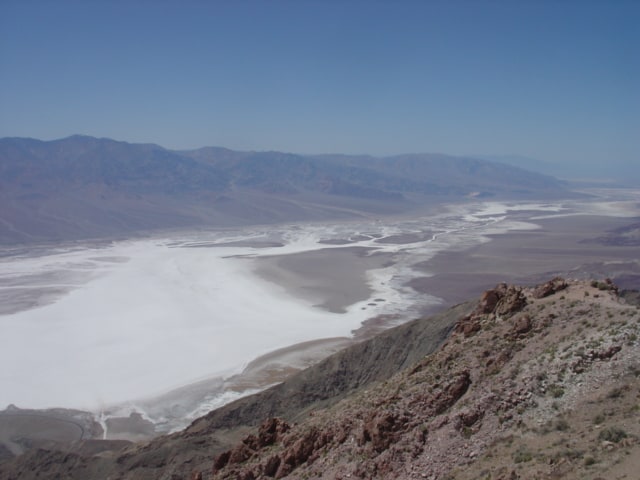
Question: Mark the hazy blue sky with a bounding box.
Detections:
[1,1,638,173]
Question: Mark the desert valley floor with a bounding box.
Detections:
[1,190,639,437]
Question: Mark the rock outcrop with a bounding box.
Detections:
[456,282,527,338]
[533,276,568,298]
[205,278,639,480]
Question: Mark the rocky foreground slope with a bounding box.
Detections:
[1,278,639,479]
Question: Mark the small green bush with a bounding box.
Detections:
[598,427,628,443]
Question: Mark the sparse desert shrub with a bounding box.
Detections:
[479,470,493,480]
[513,448,533,463]
[555,419,570,431]
[607,386,625,399]
[537,424,552,435]
[584,455,597,466]
[557,368,566,381]
[548,384,565,398]
[551,449,583,461]
[628,365,640,377]
[593,414,605,425]
[598,427,628,443]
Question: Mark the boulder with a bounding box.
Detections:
[533,277,567,299]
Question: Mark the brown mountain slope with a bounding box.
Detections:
[207,278,640,480]
[1,279,638,480]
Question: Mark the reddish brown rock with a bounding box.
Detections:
[511,313,532,336]
[533,276,567,299]
[263,455,281,477]
[433,371,471,414]
[495,286,527,316]
[455,315,482,337]
[212,417,290,475]
[474,283,526,318]
[361,411,401,453]
[244,417,290,451]
[476,288,502,314]
[594,345,622,360]
[212,449,231,473]
[228,443,252,464]
[486,347,513,375]
[456,407,483,428]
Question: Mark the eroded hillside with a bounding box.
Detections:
[208,279,640,480]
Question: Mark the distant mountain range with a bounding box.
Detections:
[0,135,571,244]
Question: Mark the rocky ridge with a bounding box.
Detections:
[207,278,639,480]
[1,278,639,479]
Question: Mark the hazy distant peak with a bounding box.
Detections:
[0,135,575,244]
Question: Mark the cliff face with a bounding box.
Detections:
[1,279,639,480]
